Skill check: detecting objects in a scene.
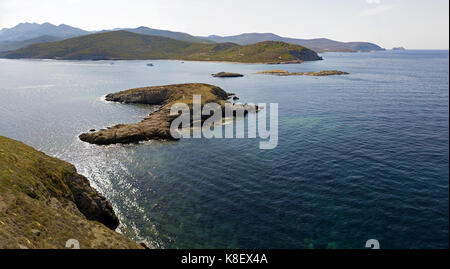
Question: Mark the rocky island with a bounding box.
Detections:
[0,136,143,249]
[212,72,244,78]
[79,83,257,145]
[256,70,349,76]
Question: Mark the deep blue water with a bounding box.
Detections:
[0,50,448,249]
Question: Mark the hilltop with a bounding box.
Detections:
[113,26,214,44]
[0,22,89,42]
[0,30,322,63]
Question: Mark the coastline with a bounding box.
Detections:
[1,49,405,64]
[0,56,316,65]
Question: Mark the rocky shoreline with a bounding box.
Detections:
[256,70,349,76]
[79,83,258,145]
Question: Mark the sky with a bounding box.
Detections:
[0,0,448,49]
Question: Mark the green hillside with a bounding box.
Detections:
[0,30,322,63]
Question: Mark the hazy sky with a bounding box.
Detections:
[0,0,448,49]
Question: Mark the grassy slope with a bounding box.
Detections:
[1,30,321,63]
[0,136,142,249]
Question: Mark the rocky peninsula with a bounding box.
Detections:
[256,70,349,76]
[79,83,257,145]
[0,136,143,249]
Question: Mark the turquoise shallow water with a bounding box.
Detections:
[0,50,448,249]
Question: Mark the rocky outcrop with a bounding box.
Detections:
[0,136,142,249]
[79,83,257,145]
[212,72,244,78]
[256,70,349,76]
[79,108,174,145]
[64,172,119,230]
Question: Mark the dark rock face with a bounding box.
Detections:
[105,88,169,105]
[64,167,119,230]
[292,49,323,61]
[140,242,151,249]
[212,72,244,78]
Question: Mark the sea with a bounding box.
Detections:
[0,50,448,249]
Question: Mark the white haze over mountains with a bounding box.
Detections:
[0,0,448,49]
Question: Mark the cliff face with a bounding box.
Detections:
[0,136,142,249]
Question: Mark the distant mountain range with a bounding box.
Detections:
[112,27,214,44]
[0,23,214,52]
[0,30,322,63]
[198,33,384,52]
[0,22,385,53]
[0,22,89,42]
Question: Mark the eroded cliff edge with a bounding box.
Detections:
[79,83,256,145]
[0,136,142,249]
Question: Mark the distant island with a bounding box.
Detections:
[392,47,406,51]
[0,31,322,64]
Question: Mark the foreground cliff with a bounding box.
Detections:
[0,136,142,249]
